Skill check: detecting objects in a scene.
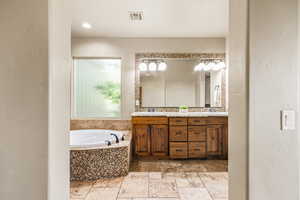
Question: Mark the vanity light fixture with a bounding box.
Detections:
[219,61,226,69]
[138,62,148,71]
[158,62,167,71]
[194,60,226,72]
[194,64,200,71]
[194,63,204,71]
[148,62,157,71]
[82,22,92,29]
[204,63,212,71]
[212,62,220,71]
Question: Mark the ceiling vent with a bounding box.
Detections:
[129,11,143,21]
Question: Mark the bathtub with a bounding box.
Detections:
[70,129,126,149]
[70,129,131,181]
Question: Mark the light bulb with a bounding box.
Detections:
[199,63,206,71]
[203,63,211,71]
[149,62,157,71]
[138,62,147,71]
[219,61,226,69]
[82,22,92,29]
[158,62,167,71]
[212,62,220,71]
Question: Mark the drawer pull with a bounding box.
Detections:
[176,149,183,152]
[194,132,200,135]
[176,131,182,135]
[194,120,201,122]
[176,120,182,122]
[194,149,201,151]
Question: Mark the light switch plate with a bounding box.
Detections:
[281,110,296,131]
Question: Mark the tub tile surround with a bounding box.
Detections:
[70,172,228,200]
[70,146,129,181]
[70,130,132,181]
[71,120,132,130]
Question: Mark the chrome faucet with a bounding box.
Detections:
[209,108,217,112]
[147,108,155,112]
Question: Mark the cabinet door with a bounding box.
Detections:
[207,125,223,155]
[134,125,151,156]
[151,125,169,156]
[222,124,228,159]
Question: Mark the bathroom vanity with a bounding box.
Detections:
[132,112,228,160]
[132,53,228,160]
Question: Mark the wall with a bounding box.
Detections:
[48,0,71,200]
[228,0,248,199]
[249,0,299,199]
[0,1,71,200]
[72,38,226,119]
[0,0,48,199]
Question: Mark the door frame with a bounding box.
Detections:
[48,0,251,200]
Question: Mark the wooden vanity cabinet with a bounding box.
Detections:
[151,125,169,156]
[132,117,168,157]
[133,125,151,156]
[206,125,223,156]
[132,116,228,159]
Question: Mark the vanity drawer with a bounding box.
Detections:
[206,117,228,125]
[188,117,208,125]
[169,126,187,141]
[188,126,207,141]
[169,117,188,126]
[170,142,188,159]
[188,142,207,158]
[132,117,168,125]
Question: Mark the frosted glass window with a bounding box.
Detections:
[73,58,121,118]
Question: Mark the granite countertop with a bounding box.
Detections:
[131,112,228,117]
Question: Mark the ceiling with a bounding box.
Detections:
[72,0,228,38]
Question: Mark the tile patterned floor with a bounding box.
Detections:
[130,159,228,173]
[71,159,228,200]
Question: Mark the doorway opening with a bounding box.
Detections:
[69,1,230,200]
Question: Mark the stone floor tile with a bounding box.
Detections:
[70,181,93,199]
[149,180,178,198]
[86,188,119,200]
[175,172,204,188]
[93,177,124,188]
[199,173,228,199]
[133,198,179,200]
[178,187,213,200]
[123,172,149,182]
[118,179,148,198]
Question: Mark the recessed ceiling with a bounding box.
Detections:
[72,0,228,38]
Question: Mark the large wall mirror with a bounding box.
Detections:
[135,53,226,111]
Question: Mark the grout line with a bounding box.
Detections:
[198,173,215,200]
[116,176,125,200]
[147,171,150,198]
[83,181,96,200]
[174,173,182,200]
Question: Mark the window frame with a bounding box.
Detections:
[71,56,123,120]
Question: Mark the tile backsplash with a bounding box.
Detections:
[71,120,132,130]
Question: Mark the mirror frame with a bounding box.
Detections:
[135,53,226,111]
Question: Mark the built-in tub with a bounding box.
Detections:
[70,129,131,181]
